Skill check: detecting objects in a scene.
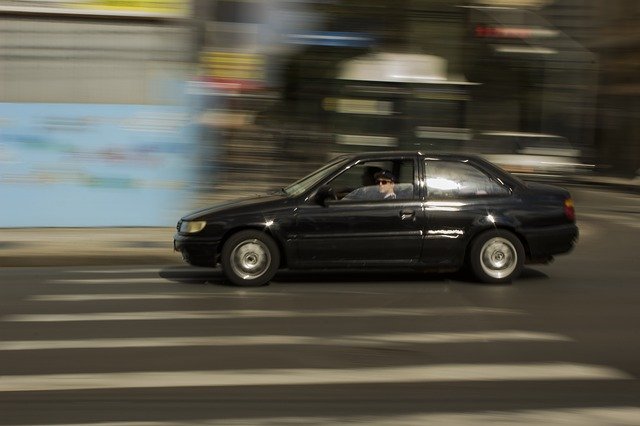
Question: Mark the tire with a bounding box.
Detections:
[469,230,524,284]
[221,230,280,286]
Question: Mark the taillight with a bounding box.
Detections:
[564,198,575,221]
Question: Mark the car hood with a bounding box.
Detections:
[181,193,287,221]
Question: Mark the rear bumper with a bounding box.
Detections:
[521,224,578,260]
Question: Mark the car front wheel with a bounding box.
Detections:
[469,230,524,284]
[221,230,280,286]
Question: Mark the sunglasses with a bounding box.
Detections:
[376,179,393,185]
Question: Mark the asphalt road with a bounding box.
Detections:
[1,186,640,425]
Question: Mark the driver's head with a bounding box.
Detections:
[374,170,396,194]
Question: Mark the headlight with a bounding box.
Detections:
[180,220,206,233]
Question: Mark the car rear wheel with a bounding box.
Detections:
[221,230,280,286]
[469,230,524,284]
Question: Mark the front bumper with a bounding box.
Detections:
[173,233,222,266]
[173,233,221,250]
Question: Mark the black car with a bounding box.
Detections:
[174,151,578,286]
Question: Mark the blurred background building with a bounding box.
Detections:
[1,0,639,227]
[0,0,196,226]
[592,0,640,176]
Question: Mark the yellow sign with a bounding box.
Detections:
[201,51,264,81]
[70,0,187,16]
[0,0,188,17]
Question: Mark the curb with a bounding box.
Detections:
[0,228,183,268]
[0,255,183,268]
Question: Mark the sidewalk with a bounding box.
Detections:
[0,227,182,268]
[1,174,639,268]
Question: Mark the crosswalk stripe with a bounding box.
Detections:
[29,292,283,301]
[0,363,630,392]
[2,307,524,322]
[0,330,570,351]
[30,294,209,301]
[15,407,640,426]
[68,268,171,274]
[49,278,170,284]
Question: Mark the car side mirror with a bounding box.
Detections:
[314,185,336,206]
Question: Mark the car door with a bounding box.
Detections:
[293,157,425,266]
[420,158,513,267]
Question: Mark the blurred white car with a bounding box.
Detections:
[465,132,594,179]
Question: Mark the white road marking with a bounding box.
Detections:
[15,407,640,425]
[43,284,438,297]
[365,408,640,426]
[29,292,283,302]
[2,307,524,322]
[49,278,171,284]
[0,363,630,392]
[357,330,572,344]
[45,278,438,296]
[68,268,168,274]
[68,268,180,274]
[30,294,207,302]
[0,330,570,351]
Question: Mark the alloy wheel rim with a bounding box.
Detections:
[230,239,271,280]
[480,237,517,279]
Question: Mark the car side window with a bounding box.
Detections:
[424,160,509,199]
[329,159,415,201]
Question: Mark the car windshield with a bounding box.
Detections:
[283,156,350,197]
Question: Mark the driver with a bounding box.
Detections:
[373,170,397,200]
[343,169,397,201]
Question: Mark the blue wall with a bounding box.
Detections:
[0,103,198,227]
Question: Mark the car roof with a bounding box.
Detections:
[340,151,486,162]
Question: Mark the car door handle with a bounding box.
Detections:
[399,209,415,220]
